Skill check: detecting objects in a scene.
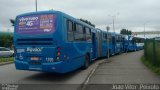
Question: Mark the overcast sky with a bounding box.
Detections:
[0,0,160,33]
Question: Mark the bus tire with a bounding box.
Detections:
[81,55,90,69]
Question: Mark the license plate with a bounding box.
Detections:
[29,65,42,70]
[31,57,39,60]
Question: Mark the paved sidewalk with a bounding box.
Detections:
[88,50,160,84]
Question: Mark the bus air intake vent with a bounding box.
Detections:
[29,61,41,65]
[17,38,53,45]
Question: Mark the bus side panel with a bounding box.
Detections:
[96,30,103,58]
[91,32,97,59]
[61,15,93,72]
[101,32,107,57]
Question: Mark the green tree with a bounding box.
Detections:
[120,29,132,35]
[0,18,14,48]
[120,29,127,34]
[128,30,132,35]
[10,19,15,26]
[0,35,13,48]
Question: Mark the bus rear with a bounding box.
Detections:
[14,11,69,73]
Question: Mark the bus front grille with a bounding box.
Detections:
[29,61,41,65]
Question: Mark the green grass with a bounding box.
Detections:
[0,57,14,63]
[141,56,160,75]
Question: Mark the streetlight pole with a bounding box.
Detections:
[35,0,37,12]
[108,13,119,33]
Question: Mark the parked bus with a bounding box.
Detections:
[124,35,145,52]
[124,35,137,52]
[114,33,124,54]
[14,10,143,73]
[99,30,115,57]
[14,10,99,73]
[133,37,144,50]
[108,32,116,55]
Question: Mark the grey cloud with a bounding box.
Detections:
[0,0,160,32]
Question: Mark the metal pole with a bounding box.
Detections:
[144,24,145,38]
[35,0,37,12]
[106,26,110,60]
[107,31,110,59]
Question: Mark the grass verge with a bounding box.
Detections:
[0,57,14,63]
[141,56,160,75]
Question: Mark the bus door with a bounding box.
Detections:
[91,32,96,59]
[122,36,125,52]
[112,36,116,54]
[96,31,102,57]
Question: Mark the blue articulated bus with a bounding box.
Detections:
[95,29,103,58]
[114,33,124,54]
[133,37,144,50]
[14,10,100,73]
[96,30,122,57]
[124,35,141,52]
[97,30,113,57]
[108,32,116,55]
[107,32,124,55]
[100,31,115,56]
[14,10,142,73]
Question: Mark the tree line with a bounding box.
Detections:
[120,29,132,35]
[0,34,13,48]
[0,19,14,48]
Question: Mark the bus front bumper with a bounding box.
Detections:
[14,60,70,73]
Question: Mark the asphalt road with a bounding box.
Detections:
[0,59,102,90]
[1,51,160,90]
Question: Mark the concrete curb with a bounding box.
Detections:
[80,59,111,90]
[0,61,13,66]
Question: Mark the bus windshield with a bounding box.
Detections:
[16,14,56,34]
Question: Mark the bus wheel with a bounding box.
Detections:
[81,55,90,69]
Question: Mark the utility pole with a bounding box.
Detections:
[35,0,37,12]
[144,23,145,38]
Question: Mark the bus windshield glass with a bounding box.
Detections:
[16,14,56,34]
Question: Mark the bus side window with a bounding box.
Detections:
[116,36,118,42]
[74,24,85,41]
[117,36,120,42]
[67,20,74,41]
[104,33,107,42]
[85,27,91,42]
[109,34,112,43]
